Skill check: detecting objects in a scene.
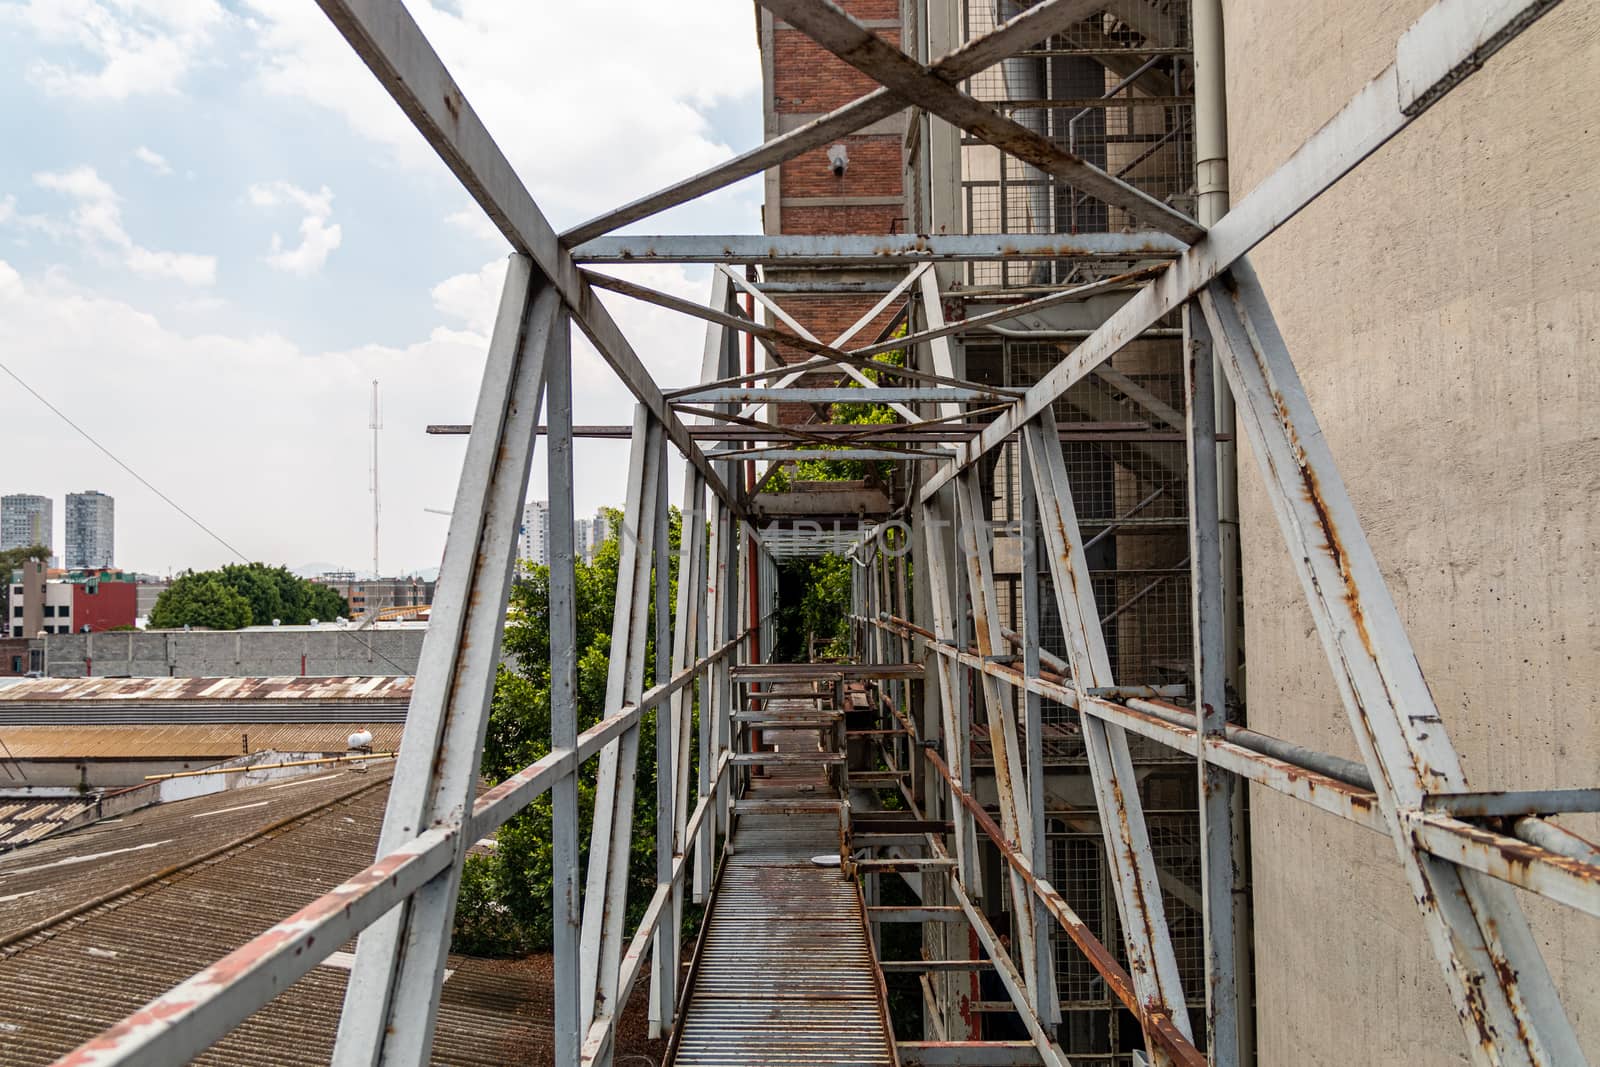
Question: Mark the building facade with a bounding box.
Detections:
[310,572,434,618]
[574,509,609,564]
[63,490,114,569]
[1,494,52,557]
[519,500,550,567]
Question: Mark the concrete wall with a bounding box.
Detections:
[1224,1,1600,1062]
[41,628,425,678]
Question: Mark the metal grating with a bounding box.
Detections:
[672,826,893,1065]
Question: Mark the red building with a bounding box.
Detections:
[67,571,138,633]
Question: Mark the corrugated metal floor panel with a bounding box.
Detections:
[672,681,894,1067]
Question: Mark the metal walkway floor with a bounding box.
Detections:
[669,680,895,1066]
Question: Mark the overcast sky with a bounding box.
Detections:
[0,0,762,577]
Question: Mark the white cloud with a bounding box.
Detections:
[248,181,341,276]
[11,0,225,99]
[244,0,762,225]
[31,166,217,285]
[0,258,488,572]
[133,146,172,175]
[0,195,15,225]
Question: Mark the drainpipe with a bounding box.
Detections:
[1193,1,1255,1064]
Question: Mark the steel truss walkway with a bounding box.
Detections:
[46,3,1600,1067]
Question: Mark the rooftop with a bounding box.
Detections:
[0,767,657,1065]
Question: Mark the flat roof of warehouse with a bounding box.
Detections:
[0,676,413,704]
[0,767,552,1066]
[0,722,404,760]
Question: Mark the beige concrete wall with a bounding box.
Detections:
[1222,1,1600,1062]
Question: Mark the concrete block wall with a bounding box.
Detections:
[1224,1,1600,1061]
[42,628,425,678]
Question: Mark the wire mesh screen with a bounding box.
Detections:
[1049,829,1113,1005]
[1048,811,1203,1055]
[960,0,1196,287]
[989,338,1193,756]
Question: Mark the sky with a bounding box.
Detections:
[0,0,764,577]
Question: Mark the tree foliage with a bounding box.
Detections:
[453,507,687,956]
[148,572,253,631]
[0,544,50,574]
[148,563,348,630]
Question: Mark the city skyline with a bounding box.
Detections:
[0,2,760,578]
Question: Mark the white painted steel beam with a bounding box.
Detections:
[570,232,1185,265]
[313,0,741,516]
[1021,410,1194,1059]
[333,264,560,1067]
[1201,260,1585,1066]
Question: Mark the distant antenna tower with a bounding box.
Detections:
[369,379,382,578]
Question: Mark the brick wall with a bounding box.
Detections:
[764,2,910,428]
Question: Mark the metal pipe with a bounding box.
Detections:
[143,751,397,781]
[981,325,1184,339]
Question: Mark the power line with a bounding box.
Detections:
[1,357,420,676]
[0,356,251,562]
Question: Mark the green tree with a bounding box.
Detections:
[214,563,347,624]
[0,544,50,575]
[453,507,687,955]
[148,572,253,630]
[147,563,349,630]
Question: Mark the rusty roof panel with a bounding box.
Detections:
[0,768,562,1067]
[0,723,404,760]
[0,675,414,705]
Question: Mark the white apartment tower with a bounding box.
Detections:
[64,491,115,570]
[519,500,549,567]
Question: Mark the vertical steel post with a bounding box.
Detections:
[953,466,1038,1005]
[1019,446,1060,1025]
[648,441,672,1039]
[1185,306,1239,1065]
[546,311,582,1067]
[332,258,559,1067]
[580,405,665,1045]
[1022,409,1195,1061]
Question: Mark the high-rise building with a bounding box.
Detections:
[64,491,114,570]
[519,500,549,567]
[574,509,609,563]
[0,494,53,557]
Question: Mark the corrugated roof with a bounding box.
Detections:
[0,676,414,704]
[0,797,98,849]
[0,723,404,760]
[0,768,554,1066]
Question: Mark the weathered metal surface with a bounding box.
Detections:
[670,779,893,1066]
[571,232,1185,265]
[2,777,549,1067]
[0,676,414,706]
[756,0,1203,240]
[0,723,404,760]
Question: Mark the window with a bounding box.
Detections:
[11,606,20,618]
[9,656,19,673]
[42,605,54,618]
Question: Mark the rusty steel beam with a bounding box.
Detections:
[1201,258,1585,1065]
